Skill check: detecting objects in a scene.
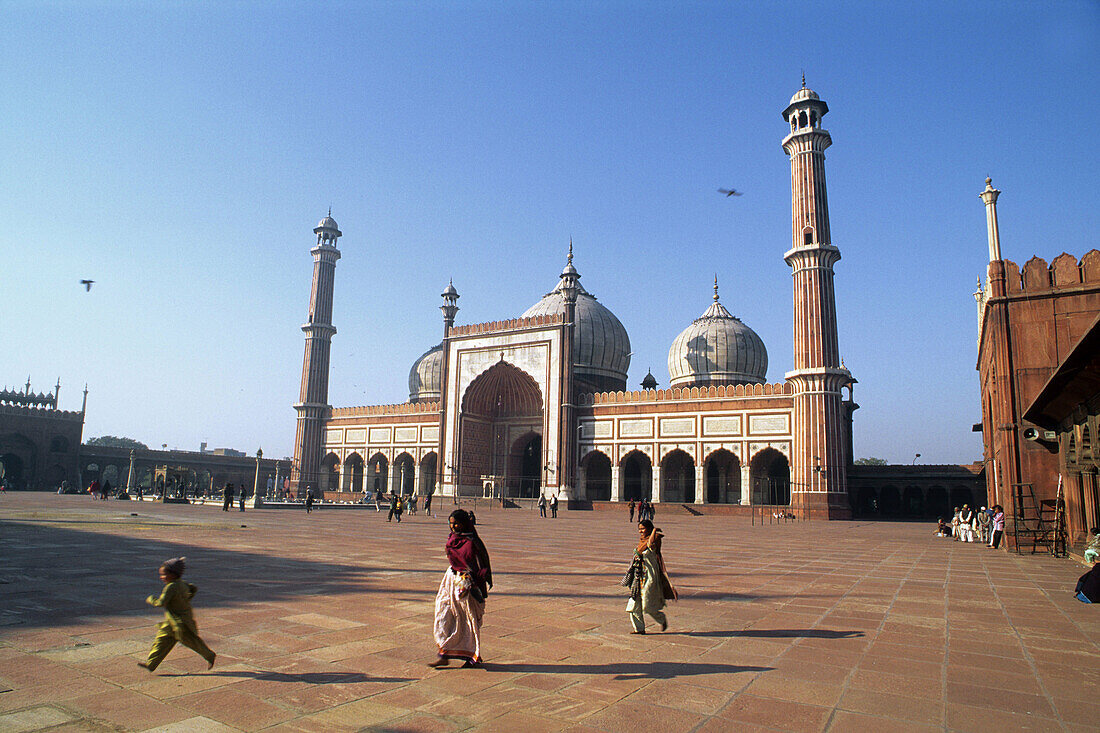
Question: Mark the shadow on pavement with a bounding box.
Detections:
[168,671,416,684]
[674,629,865,638]
[479,661,773,680]
[0,520,377,630]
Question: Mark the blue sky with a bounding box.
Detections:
[2,1,1096,463]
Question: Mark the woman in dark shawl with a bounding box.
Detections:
[429,509,492,667]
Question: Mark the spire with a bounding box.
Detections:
[568,237,574,266]
[713,274,720,302]
[980,177,1002,262]
[801,70,806,88]
[25,376,31,394]
[81,383,88,414]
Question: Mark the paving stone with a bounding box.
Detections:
[1,493,1097,732]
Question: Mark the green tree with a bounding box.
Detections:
[854,457,888,466]
[85,435,149,450]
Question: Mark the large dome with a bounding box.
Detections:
[521,261,631,394]
[668,290,767,388]
[408,343,443,402]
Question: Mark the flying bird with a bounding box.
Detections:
[80,280,95,291]
[718,188,743,197]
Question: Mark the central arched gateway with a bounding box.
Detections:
[457,361,544,497]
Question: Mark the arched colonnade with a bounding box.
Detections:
[578,446,791,505]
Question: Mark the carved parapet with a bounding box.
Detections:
[330,401,441,417]
[578,381,792,405]
[1007,250,1100,293]
[448,313,565,337]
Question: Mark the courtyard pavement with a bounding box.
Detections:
[0,493,1096,733]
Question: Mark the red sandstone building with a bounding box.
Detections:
[292,84,858,518]
[975,179,1100,545]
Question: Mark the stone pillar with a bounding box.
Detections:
[651,465,662,503]
[695,463,705,504]
[250,449,264,508]
[740,464,752,505]
[611,466,622,502]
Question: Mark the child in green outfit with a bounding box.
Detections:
[139,557,216,672]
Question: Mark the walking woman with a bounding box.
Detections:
[429,509,492,667]
[623,519,677,634]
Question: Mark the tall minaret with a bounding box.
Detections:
[781,81,851,518]
[292,211,342,490]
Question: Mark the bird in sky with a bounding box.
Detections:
[80,279,94,291]
[718,188,743,197]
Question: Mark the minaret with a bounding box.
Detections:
[436,280,460,496]
[781,81,851,518]
[292,211,342,490]
[557,242,579,499]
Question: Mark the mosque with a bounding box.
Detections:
[291,83,857,519]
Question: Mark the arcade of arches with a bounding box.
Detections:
[330,451,438,497]
[580,447,792,505]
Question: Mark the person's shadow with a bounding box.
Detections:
[163,671,412,684]
[672,629,865,639]
[479,661,773,680]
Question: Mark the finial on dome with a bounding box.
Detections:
[985,177,992,187]
[801,71,806,88]
[713,274,720,302]
[568,237,573,265]
[328,205,331,217]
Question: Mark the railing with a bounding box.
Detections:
[751,504,808,525]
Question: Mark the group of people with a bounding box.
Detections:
[220,483,248,512]
[139,504,678,675]
[536,493,558,518]
[87,479,113,500]
[384,492,434,521]
[627,498,656,523]
[935,504,1005,549]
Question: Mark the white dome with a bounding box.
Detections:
[408,343,443,402]
[522,276,631,394]
[315,215,340,234]
[668,298,767,387]
[789,87,819,105]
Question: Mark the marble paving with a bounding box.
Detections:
[0,493,1096,732]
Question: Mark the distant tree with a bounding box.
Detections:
[854,457,888,466]
[85,435,149,450]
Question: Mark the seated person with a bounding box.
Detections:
[935,518,950,537]
[1074,561,1100,604]
[1085,527,1100,565]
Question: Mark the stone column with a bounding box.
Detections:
[611,466,622,502]
[695,463,705,504]
[651,465,662,503]
[740,465,752,505]
[250,449,264,508]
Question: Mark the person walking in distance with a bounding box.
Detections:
[424,492,434,517]
[628,499,635,523]
[550,493,558,518]
[537,493,547,518]
[222,483,233,512]
[304,485,315,514]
